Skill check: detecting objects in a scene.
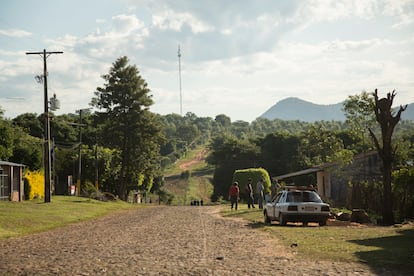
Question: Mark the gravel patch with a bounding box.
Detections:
[0,205,406,275]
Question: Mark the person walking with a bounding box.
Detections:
[246,178,255,209]
[256,178,264,209]
[228,182,240,210]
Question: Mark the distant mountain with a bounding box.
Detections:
[260,97,414,122]
[260,97,345,122]
[401,103,414,121]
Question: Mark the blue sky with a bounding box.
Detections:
[1,0,413,122]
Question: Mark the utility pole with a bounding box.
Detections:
[178,45,182,116]
[77,110,83,196]
[26,49,63,203]
[76,108,89,196]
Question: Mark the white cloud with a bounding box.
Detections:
[0,29,32,37]
[1,0,414,121]
[152,8,214,33]
[112,14,146,34]
[291,0,378,24]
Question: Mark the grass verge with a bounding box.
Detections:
[221,205,414,272]
[0,196,138,239]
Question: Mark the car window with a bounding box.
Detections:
[286,191,302,202]
[286,191,323,203]
[303,191,322,203]
[273,193,282,203]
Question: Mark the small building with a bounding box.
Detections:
[0,161,25,201]
[274,151,382,206]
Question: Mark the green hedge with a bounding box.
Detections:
[232,168,271,196]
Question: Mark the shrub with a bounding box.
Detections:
[25,169,44,200]
[82,181,98,198]
[232,168,271,197]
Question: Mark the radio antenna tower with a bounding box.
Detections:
[178,44,182,116]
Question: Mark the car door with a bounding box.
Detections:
[271,192,283,219]
[273,192,286,218]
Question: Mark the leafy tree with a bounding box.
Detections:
[0,119,14,160]
[369,89,407,224]
[12,113,43,138]
[176,124,200,146]
[231,120,250,139]
[343,91,377,152]
[207,134,260,200]
[50,113,82,145]
[10,128,42,170]
[392,167,414,219]
[91,56,164,200]
[300,124,349,167]
[214,114,231,128]
[258,132,302,177]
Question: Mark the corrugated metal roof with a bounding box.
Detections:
[0,160,25,167]
[274,168,321,180]
[273,151,379,180]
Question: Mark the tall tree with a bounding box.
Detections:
[343,91,377,152]
[0,119,14,160]
[369,89,407,224]
[91,56,163,200]
[12,113,44,138]
[207,134,260,200]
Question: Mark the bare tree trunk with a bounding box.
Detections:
[369,89,407,225]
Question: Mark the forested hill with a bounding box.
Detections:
[260,97,414,122]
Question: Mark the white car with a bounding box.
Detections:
[263,186,330,226]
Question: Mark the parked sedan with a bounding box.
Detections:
[263,186,330,226]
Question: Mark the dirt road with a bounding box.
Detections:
[0,206,399,275]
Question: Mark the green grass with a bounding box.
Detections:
[221,205,414,272]
[163,146,208,176]
[163,146,214,205]
[0,196,138,239]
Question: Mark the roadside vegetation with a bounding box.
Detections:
[221,207,414,272]
[1,55,413,225]
[0,196,138,239]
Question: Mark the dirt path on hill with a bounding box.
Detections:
[0,206,403,275]
[179,148,208,171]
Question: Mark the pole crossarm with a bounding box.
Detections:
[26,51,64,55]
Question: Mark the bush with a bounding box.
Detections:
[232,168,271,197]
[25,169,44,200]
[94,191,117,201]
[82,181,97,198]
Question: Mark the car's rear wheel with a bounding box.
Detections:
[264,211,271,225]
[319,219,327,226]
[279,213,286,226]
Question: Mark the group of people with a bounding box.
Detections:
[228,178,265,211]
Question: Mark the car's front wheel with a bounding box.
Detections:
[264,211,271,225]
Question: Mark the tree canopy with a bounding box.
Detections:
[91,56,164,200]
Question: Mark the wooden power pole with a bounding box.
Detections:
[26,49,63,203]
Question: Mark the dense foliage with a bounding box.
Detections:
[2,65,414,221]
